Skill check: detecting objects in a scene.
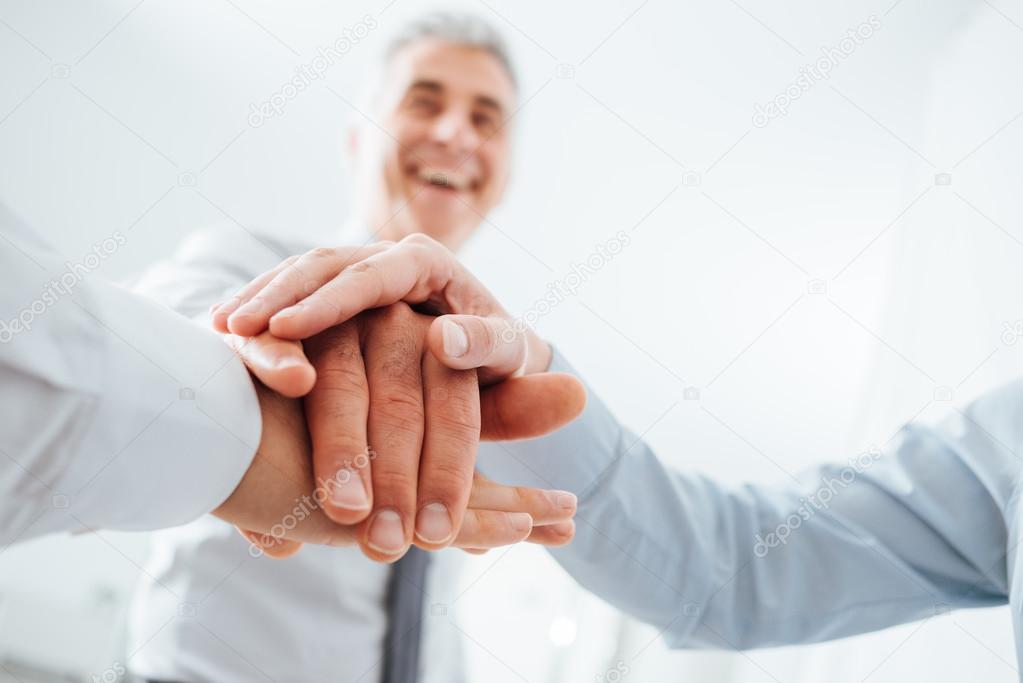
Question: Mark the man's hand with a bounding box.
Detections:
[216,374,577,560]
[210,235,554,383]
[208,237,588,561]
[216,303,582,562]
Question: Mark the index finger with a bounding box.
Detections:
[226,242,391,337]
[268,235,505,340]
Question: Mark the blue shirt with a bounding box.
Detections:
[482,349,1016,664]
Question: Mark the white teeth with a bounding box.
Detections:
[416,167,471,191]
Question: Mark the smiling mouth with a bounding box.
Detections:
[412,166,477,192]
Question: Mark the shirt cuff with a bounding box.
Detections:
[48,279,262,534]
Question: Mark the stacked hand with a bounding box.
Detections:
[209,236,586,561]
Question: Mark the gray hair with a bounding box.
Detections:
[383,11,517,88]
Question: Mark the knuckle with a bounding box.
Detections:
[421,456,474,494]
[377,301,415,323]
[313,339,366,376]
[376,349,418,383]
[314,392,366,427]
[430,374,478,410]
[306,325,355,355]
[429,388,480,438]
[403,235,455,288]
[429,405,481,441]
[375,390,425,424]
[511,486,547,514]
[371,337,420,383]
[369,382,425,438]
[308,246,338,260]
[402,233,439,249]
[315,357,367,389]
[346,259,378,277]
[423,265,454,296]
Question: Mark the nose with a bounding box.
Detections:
[427,108,479,153]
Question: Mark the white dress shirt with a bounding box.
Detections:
[0,203,260,547]
[126,227,466,683]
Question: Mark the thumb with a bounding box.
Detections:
[427,314,526,383]
[480,373,587,441]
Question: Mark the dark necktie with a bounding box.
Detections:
[381,546,431,683]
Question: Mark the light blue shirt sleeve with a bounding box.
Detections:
[479,348,1015,649]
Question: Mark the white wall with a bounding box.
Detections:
[1,0,1022,681]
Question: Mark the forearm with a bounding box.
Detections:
[485,349,1011,650]
[0,218,261,543]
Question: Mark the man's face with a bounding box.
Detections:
[359,39,515,248]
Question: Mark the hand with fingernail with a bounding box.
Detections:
[211,305,583,561]
[209,234,586,561]
[209,235,586,560]
[209,234,554,383]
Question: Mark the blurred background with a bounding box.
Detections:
[1,0,1022,681]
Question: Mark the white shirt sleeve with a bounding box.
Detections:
[0,205,261,546]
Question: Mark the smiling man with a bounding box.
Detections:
[126,13,540,683]
[351,14,514,251]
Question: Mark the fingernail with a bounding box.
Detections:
[510,512,532,532]
[555,492,577,510]
[367,509,405,554]
[415,503,453,544]
[329,469,369,510]
[442,319,469,358]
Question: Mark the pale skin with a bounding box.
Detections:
[210,41,578,559]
